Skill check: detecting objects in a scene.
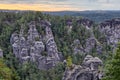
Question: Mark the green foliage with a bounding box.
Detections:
[72,53,85,65]
[48,62,65,80]
[35,37,40,41]
[102,43,120,80]
[66,56,72,68]
[0,58,14,80]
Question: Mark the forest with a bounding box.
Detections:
[0,11,119,80]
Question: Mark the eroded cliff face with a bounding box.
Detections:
[11,20,60,70]
[70,18,102,55]
[62,55,103,80]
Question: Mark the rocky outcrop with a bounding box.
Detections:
[11,20,60,70]
[27,21,39,42]
[72,31,102,54]
[82,55,102,70]
[63,55,103,80]
[77,18,93,29]
[74,18,120,53]
[71,18,103,54]
[99,18,120,49]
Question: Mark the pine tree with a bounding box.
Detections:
[103,43,120,80]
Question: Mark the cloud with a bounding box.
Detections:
[0,3,85,11]
[0,0,120,11]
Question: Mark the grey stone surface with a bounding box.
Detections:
[83,55,102,70]
[34,41,45,54]
[99,18,120,49]
[10,32,19,44]
[62,55,103,80]
[11,20,60,70]
[27,21,39,42]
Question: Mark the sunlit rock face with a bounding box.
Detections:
[11,20,60,70]
[62,55,103,80]
[99,18,120,49]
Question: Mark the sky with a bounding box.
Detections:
[0,0,120,11]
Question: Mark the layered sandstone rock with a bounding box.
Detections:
[11,20,60,70]
[62,55,103,80]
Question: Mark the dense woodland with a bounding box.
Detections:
[0,11,119,80]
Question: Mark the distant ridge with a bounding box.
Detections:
[43,10,120,22]
[0,9,120,22]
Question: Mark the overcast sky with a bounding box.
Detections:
[0,0,120,11]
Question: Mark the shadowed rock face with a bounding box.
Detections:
[11,20,60,70]
[62,55,103,80]
[100,18,120,28]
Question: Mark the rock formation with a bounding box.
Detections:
[99,18,120,49]
[77,18,93,29]
[62,55,103,80]
[11,20,60,70]
[72,18,103,54]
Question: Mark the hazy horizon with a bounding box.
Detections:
[0,0,120,11]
